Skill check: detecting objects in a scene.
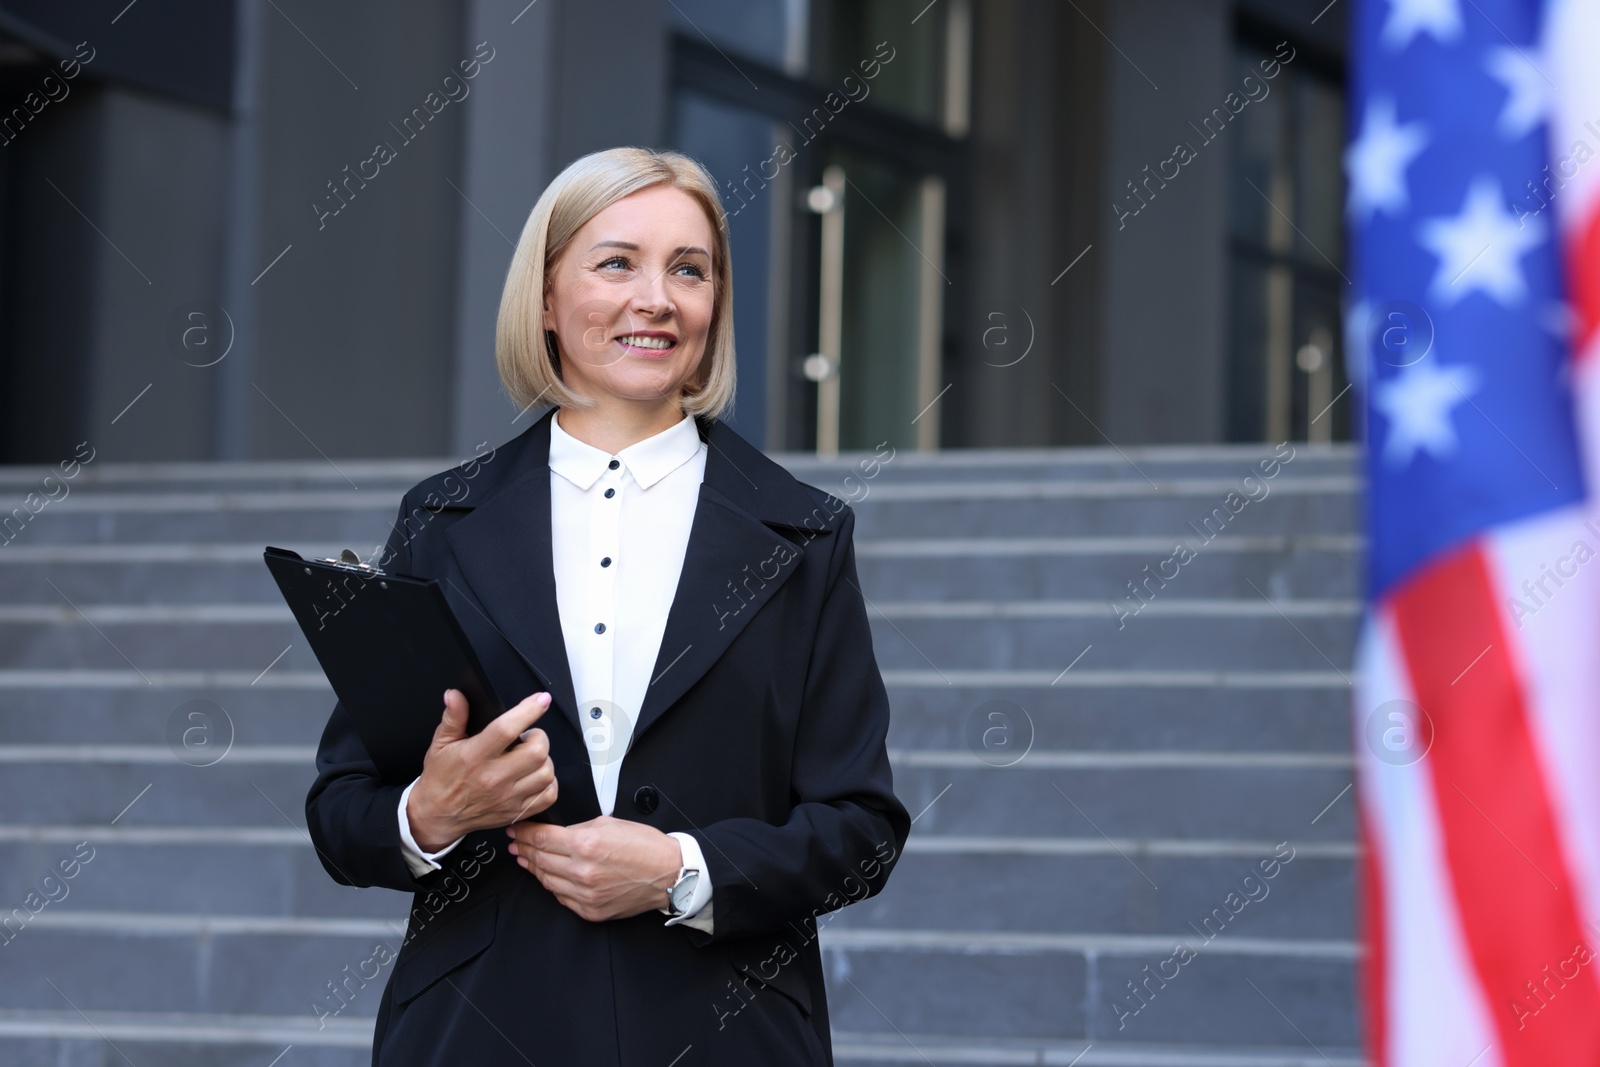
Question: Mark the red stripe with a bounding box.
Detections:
[1358,794,1389,1067]
[1392,543,1600,1061]
[1566,204,1600,363]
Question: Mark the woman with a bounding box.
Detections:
[304,146,911,1066]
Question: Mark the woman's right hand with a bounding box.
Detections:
[406,688,559,852]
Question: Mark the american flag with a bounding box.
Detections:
[1349,0,1600,1061]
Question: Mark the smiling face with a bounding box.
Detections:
[540,183,718,411]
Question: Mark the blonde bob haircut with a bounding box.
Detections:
[495,146,736,420]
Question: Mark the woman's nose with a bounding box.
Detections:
[627,267,673,317]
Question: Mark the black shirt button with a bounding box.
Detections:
[600,557,612,567]
[594,622,606,634]
[605,488,616,498]
[590,707,602,720]
[608,459,620,470]
[633,786,659,814]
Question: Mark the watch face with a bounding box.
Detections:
[670,870,700,913]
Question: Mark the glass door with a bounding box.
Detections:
[803,152,946,454]
[667,0,970,452]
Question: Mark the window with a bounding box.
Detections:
[1226,21,1348,444]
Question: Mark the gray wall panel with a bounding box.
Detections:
[248,0,465,461]
[1099,0,1231,444]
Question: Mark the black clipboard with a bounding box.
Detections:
[264,545,510,783]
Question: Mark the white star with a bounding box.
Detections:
[1485,47,1549,139]
[1382,0,1462,50]
[1374,360,1480,466]
[1418,176,1545,305]
[1345,98,1429,220]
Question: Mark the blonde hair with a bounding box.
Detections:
[495,146,736,419]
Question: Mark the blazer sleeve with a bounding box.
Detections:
[682,502,912,945]
[303,492,454,895]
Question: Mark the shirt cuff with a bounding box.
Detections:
[397,777,467,878]
[661,830,714,932]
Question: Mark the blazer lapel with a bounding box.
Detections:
[443,414,583,746]
[629,417,833,744]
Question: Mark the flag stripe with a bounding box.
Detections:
[1355,615,1502,1067]
[1482,507,1600,942]
[1358,796,1390,1067]
[1391,544,1600,1058]
[1564,207,1600,361]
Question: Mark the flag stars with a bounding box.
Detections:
[1418,177,1545,306]
[1485,47,1550,141]
[1374,359,1480,467]
[1345,98,1429,220]
[1381,0,1462,50]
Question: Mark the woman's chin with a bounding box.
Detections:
[601,364,700,397]
[579,374,694,405]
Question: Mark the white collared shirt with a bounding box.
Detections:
[397,409,714,932]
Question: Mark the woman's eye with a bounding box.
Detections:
[674,263,707,279]
[599,256,629,270]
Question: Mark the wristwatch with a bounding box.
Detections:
[665,864,701,917]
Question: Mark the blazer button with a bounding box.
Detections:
[633,786,659,815]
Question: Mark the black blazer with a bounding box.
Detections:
[304,407,911,1067]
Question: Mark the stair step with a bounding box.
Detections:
[831,1032,1364,1066]
[0,1023,1366,1067]
[3,474,1358,545]
[0,536,1363,602]
[0,604,1359,675]
[0,443,1356,493]
[0,682,1357,752]
[0,758,1354,841]
[0,843,1351,938]
[0,921,1356,1044]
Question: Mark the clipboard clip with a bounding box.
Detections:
[314,548,387,576]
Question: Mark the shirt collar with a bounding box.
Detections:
[549,409,703,491]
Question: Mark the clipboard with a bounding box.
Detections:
[263,545,513,783]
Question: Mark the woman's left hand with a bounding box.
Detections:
[506,815,683,922]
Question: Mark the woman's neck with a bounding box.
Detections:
[555,396,687,454]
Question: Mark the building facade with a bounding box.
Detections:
[0,0,1349,464]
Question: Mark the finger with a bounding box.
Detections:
[524,818,573,856]
[505,819,547,849]
[506,778,559,825]
[519,844,565,881]
[432,689,471,745]
[509,762,556,804]
[496,738,552,786]
[505,726,551,764]
[480,691,552,749]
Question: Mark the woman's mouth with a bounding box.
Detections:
[615,333,677,357]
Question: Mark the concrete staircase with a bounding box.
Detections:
[0,442,1365,1066]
